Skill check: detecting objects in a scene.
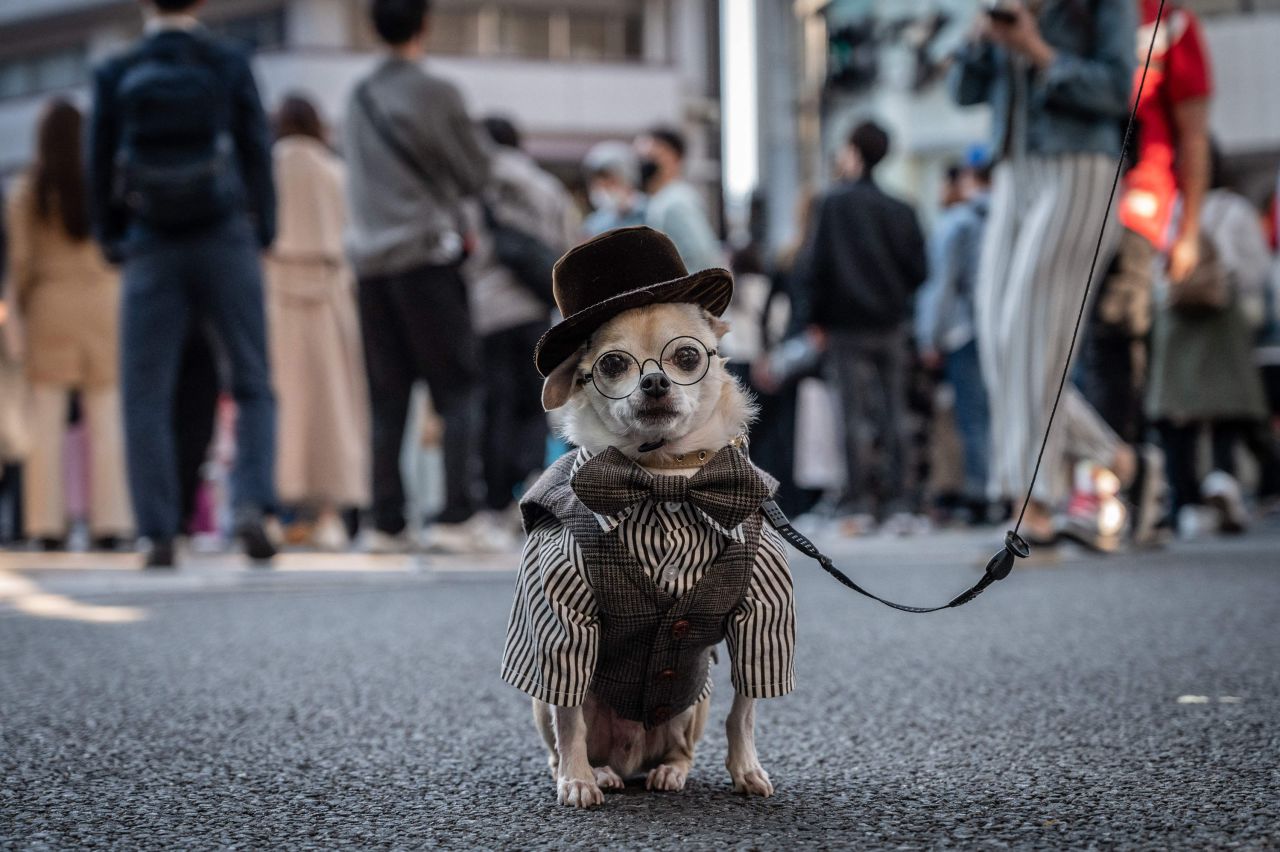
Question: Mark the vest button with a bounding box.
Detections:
[671,619,691,638]
[656,668,676,682]
[651,705,671,723]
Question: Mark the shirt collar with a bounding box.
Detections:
[146,14,202,34]
[570,447,747,543]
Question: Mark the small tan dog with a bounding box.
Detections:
[502,227,795,808]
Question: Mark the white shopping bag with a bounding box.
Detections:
[793,377,844,491]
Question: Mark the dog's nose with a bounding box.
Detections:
[639,371,670,398]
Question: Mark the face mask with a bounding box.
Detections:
[638,158,660,189]
[589,187,618,213]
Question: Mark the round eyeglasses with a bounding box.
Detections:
[583,336,717,400]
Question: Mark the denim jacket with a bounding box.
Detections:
[949,0,1136,160]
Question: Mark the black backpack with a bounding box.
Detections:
[112,36,242,232]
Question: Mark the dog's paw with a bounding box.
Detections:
[645,763,688,792]
[593,765,625,791]
[557,776,604,809]
[729,764,774,797]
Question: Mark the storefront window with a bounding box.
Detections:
[496,9,552,59]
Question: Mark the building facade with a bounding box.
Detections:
[0,0,722,196]
[781,0,1280,241]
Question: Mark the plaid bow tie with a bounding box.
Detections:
[571,446,770,531]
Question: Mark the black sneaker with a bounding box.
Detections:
[144,539,176,569]
[37,536,66,552]
[92,535,122,552]
[237,519,277,564]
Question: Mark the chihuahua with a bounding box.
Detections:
[523,302,783,808]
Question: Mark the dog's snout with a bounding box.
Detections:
[639,371,671,398]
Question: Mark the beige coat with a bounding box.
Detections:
[5,174,120,387]
[266,136,370,507]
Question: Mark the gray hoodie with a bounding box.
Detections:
[343,58,489,278]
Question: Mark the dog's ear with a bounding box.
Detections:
[704,310,730,340]
[541,354,581,411]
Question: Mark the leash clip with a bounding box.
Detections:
[984,530,1030,582]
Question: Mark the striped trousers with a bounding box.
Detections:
[976,154,1123,504]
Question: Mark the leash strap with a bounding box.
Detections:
[762,500,1027,614]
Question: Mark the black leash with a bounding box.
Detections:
[768,1,1167,612]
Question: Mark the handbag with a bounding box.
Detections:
[481,202,557,306]
[0,321,29,462]
[1168,233,1229,317]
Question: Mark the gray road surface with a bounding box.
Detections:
[2,528,1278,849]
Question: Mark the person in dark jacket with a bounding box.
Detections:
[792,121,928,531]
[88,0,278,568]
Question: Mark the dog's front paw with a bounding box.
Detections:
[729,763,774,797]
[558,775,604,809]
[645,763,688,792]
[593,765,625,791]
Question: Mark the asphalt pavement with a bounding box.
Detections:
[1,525,1278,850]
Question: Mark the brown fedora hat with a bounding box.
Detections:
[534,226,733,376]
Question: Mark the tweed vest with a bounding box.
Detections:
[521,451,768,727]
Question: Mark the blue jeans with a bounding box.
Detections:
[945,340,990,501]
[120,219,276,539]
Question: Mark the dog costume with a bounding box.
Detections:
[501,227,796,726]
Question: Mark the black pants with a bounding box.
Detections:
[1157,419,1280,513]
[825,326,909,517]
[358,263,481,532]
[175,325,221,532]
[0,463,22,543]
[480,322,548,511]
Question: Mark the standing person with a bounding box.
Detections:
[266,95,369,550]
[581,141,646,237]
[916,158,993,525]
[344,0,491,554]
[89,0,278,568]
[1147,149,1277,537]
[950,0,1155,549]
[467,116,575,520]
[1083,0,1212,447]
[635,127,723,272]
[791,121,928,534]
[0,180,26,545]
[7,100,133,550]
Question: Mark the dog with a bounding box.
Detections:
[500,226,794,809]
[540,304,774,806]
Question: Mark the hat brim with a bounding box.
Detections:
[534,268,733,377]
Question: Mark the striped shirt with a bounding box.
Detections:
[501,449,796,707]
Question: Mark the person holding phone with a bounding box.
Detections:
[950,0,1158,550]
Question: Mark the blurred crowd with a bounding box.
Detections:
[0,0,1278,567]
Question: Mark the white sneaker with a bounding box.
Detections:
[363,528,412,554]
[312,515,349,552]
[1176,504,1221,541]
[834,512,877,538]
[472,511,520,552]
[880,512,929,537]
[1201,470,1248,534]
[421,522,474,555]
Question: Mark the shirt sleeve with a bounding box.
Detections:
[500,519,599,706]
[1164,10,1212,103]
[4,177,34,312]
[725,525,796,699]
[1033,0,1136,120]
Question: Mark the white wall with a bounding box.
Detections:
[1203,13,1280,154]
[253,53,685,138]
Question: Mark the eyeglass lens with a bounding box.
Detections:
[589,336,711,399]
